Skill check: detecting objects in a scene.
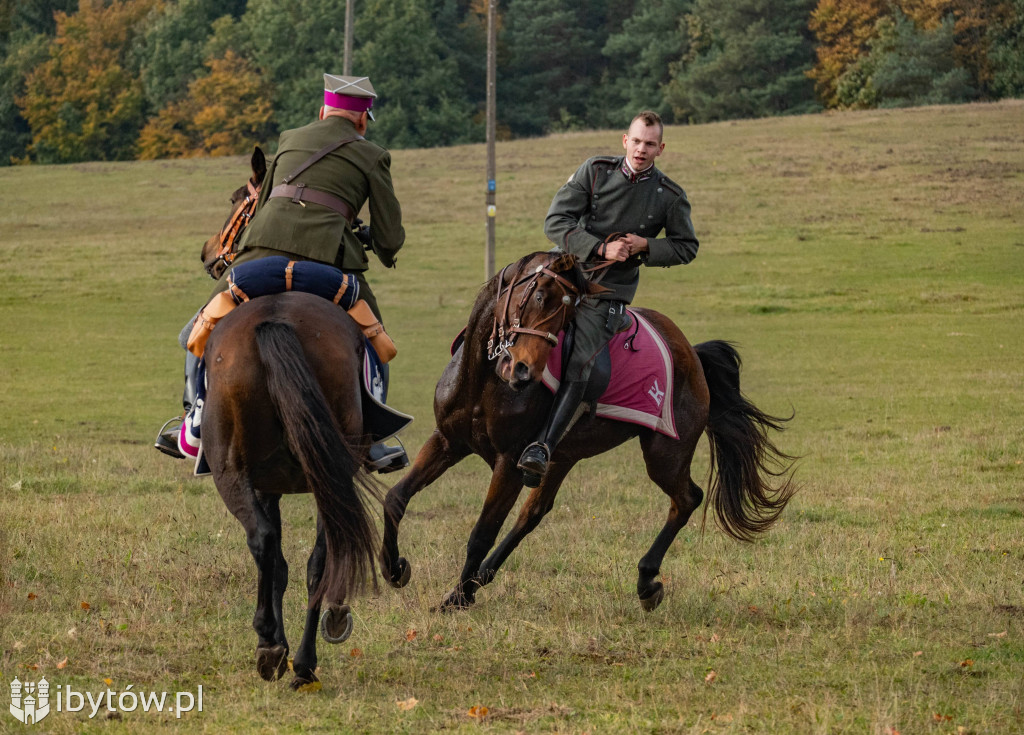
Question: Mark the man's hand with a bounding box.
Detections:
[603,233,648,261]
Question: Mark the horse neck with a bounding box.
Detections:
[460,285,502,382]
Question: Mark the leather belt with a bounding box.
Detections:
[269,183,356,223]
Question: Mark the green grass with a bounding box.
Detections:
[1,101,1023,733]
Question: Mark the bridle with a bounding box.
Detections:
[487,257,581,362]
[205,178,261,279]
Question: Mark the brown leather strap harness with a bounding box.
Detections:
[209,178,260,277]
[487,256,582,362]
[268,135,363,222]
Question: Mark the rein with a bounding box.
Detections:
[486,259,581,362]
[207,178,261,278]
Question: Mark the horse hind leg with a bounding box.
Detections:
[221,479,290,681]
[289,520,337,692]
[636,432,704,612]
[258,492,289,653]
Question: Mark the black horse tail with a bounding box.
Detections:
[695,340,797,542]
[254,320,378,607]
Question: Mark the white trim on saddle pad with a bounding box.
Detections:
[541,309,678,439]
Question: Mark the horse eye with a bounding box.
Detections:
[534,291,544,304]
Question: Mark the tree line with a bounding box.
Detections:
[1,0,1021,164]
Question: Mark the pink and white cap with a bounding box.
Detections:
[324,74,377,121]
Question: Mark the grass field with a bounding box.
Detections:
[1,101,1022,733]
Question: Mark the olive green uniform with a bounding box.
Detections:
[214,115,404,320]
[544,155,698,381]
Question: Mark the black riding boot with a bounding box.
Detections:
[517,379,588,487]
[365,362,410,474]
[154,351,200,459]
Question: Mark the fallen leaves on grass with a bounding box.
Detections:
[467,705,489,720]
[396,697,418,711]
[27,593,37,601]
[80,601,91,611]
[57,657,68,669]
[405,629,418,642]
[960,659,973,668]
[349,648,363,658]
[705,670,718,684]
[933,714,953,722]
[988,631,1007,638]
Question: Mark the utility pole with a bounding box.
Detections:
[484,0,497,281]
[343,0,354,75]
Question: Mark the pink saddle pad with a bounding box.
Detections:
[542,309,677,438]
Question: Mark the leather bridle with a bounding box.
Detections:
[487,257,581,362]
[206,178,261,279]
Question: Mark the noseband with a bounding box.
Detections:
[487,259,580,362]
[206,178,261,278]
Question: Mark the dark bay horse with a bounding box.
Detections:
[196,151,379,690]
[381,251,796,612]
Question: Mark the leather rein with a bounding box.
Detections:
[487,260,581,362]
[207,178,261,278]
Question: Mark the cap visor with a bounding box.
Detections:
[367,110,375,122]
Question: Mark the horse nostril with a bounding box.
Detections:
[513,361,532,383]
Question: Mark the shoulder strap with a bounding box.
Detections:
[281,135,364,185]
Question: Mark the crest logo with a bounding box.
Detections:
[647,379,665,407]
[10,677,50,725]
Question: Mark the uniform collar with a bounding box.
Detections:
[620,156,656,184]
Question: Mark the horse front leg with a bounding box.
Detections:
[381,429,467,588]
[439,457,524,611]
[475,460,572,587]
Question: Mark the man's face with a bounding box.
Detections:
[622,120,665,171]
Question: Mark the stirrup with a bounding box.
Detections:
[154,416,185,459]
[517,442,550,487]
[366,438,409,474]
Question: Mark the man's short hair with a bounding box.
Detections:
[630,110,663,139]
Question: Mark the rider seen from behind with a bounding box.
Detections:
[155,74,410,474]
[517,110,700,487]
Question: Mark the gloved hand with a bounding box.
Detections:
[355,224,372,249]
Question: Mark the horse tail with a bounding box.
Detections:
[695,340,797,542]
[254,320,378,607]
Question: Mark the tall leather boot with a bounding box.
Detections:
[517,379,588,487]
[154,351,200,459]
[365,361,410,474]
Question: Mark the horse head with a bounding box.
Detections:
[491,251,599,390]
[201,146,267,280]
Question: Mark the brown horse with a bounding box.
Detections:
[197,153,379,690]
[200,147,266,279]
[380,251,796,612]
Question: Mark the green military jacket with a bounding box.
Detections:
[544,155,698,303]
[238,115,405,272]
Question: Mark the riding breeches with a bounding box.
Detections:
[564,298,629,383]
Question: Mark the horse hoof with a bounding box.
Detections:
[389,557,411,589]
[436,590,473,613]
[639,582,665,612]
[290,673,322,692]
[320,604,354,644]
[255,644,289,681]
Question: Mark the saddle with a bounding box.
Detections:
[187,256,396,363]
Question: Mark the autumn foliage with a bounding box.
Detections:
[138,51,273,159]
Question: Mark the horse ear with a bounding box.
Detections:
[251,146,267,183]
[586,280,613,297]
